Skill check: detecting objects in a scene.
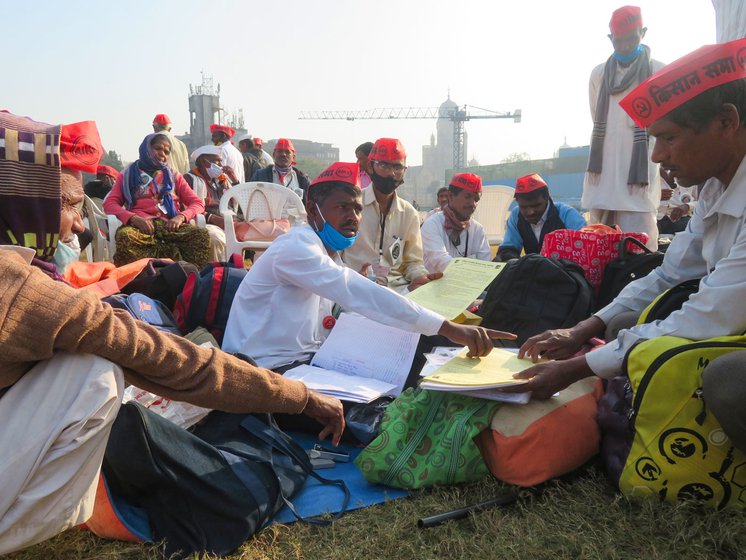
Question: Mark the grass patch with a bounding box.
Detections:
[9,466,746,560]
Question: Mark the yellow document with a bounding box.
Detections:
[424,347,532,388]
[406,258,504,320]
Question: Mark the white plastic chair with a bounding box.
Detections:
[82,195,111,262]
[472,185,515,246]
[219,181,307,259]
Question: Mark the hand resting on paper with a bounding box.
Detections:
[438,321,517,358]
[519,316,606,362]
[499,356,595,400]
[303,391,346,446]
[409,272,443,292]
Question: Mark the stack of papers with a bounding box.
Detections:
[284,313,420,403]
[420,347,533,404]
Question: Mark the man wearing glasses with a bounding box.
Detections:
[342,138,438,293]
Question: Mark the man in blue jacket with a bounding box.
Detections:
[250,138,310,199]
[495,173,586,261]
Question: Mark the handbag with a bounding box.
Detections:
[355,388,498,489]
[101,404,349,558]
[234,218,291,242]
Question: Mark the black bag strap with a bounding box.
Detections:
[239,414,351,525]
[618,236,652,260]
[556,259,595,327]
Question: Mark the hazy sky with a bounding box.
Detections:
[3,0,716,167]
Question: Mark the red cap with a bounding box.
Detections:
[60,121,104,173]
[369,138,407,162]
[621,38,746,128]
[210,124,235,138]
[310,162,361,189]
[96,165,119,179]
[515,173,548,195]
[274,138,296,153]
[609,6,643,36]
[449,173,482,193]
[254,137,263,146]
[152,114,171,125]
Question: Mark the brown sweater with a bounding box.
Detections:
[0,251,309,414]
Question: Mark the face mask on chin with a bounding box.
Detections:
[313,203,358,252]
[206,163,224,179]
[370,171,403,196]
[52,236,81,274]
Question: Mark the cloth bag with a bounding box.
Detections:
[541,227,648,291]
[355,388,499,489]
[234,218,291,242]
[475,377,604,487]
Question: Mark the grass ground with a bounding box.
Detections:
[8,465,746,560]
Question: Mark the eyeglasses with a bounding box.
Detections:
[373,161,407,174]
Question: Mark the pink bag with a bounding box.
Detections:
[541,228,648,291]
[234,219,291,242]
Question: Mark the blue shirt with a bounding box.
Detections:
[501,201,586,253]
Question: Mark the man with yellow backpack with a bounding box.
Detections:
[506,38,746,508]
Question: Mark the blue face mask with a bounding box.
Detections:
[613,44,642,64]
[313,204,358,251]
[52,238,81,275]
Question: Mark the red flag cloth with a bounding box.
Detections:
[60,121,103,173]
[449,173,482,193]
[621,38,746,128]
[609,6,643,36]
[310,162,361,189]
[369,138,407,161]
[515,173,547,194]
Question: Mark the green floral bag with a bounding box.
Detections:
[355,388,499,489]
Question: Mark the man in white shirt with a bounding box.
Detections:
[581,6,665,250]
[222,161,515,373]
[511,39,746,452]
[210,124,245,183]
[342,138,434,292]
[421,173,491,273]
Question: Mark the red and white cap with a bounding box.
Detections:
[449,173,482,193]
[621,38,746,128]
[369,138,407,162]
[515,173,548,195]
[609,6,643,37]
[310,162,361,189]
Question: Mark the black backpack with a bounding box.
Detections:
[477,255,595,345]
[595,236,664,311]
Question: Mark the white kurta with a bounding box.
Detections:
[420,212,491,274]
[222,226,444,369]
[581,59,665,213]
[586,154,746,378]
[712,0,746,42]
[219,142,245,183]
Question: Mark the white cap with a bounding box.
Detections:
[190,144,222,162]
[234,132,253,144]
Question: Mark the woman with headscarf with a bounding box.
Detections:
[104,133,209,267]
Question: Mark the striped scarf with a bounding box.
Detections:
[587,45,653,186]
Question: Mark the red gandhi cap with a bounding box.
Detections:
[369,138,407,162]
[449,173,482,193]
[254,137,263,146]
[96,165,119,179]
[152,114,171,125]
[274,138,296,153]
[515,173,548,195]
[60,121,104,173]
[609,6,643,36]
[310,162,361,189]
[210,124,235,138]
[621,38,746,128]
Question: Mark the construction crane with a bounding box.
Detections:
[298,105,521,169]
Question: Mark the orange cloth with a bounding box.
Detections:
[63,258,169,298]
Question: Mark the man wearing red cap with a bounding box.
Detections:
[252,137,274,166]
[342,138,434,292]
[152,114,189,174]
[420,173,492,273]
[210,124,245,183]
[511,39,746,454]
[250,138,310,198]
[496,174,586,262]
[223,162,515,391]
[84,164,120,202]
[582,6,665,250]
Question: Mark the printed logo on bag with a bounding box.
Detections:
[677,482,714,503]
[659,428,707,463]
[635,457,662,481]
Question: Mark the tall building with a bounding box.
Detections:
[178,74,221,154]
